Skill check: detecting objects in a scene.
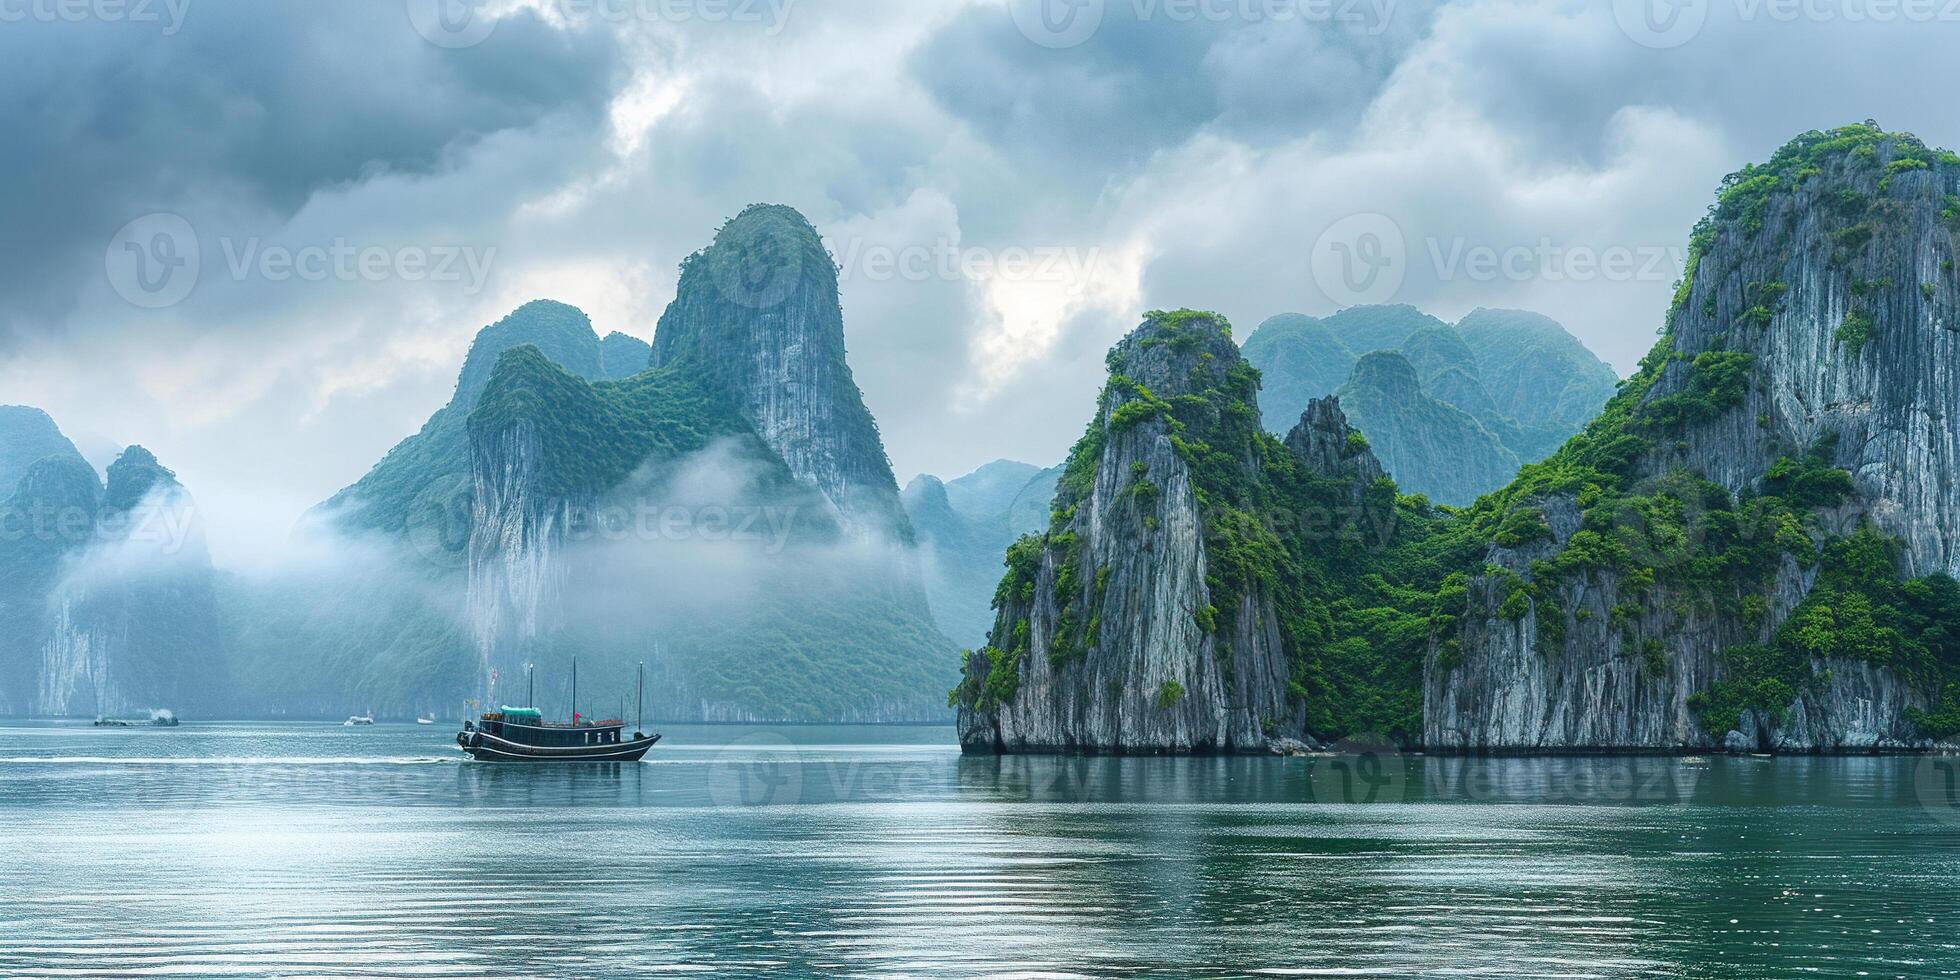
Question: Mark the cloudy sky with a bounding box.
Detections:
[1,0,1953,565]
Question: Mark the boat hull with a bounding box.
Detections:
[459,728,660,763]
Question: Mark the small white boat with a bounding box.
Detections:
[343,715,376,727]
[416,715,436,725]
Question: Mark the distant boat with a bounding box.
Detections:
[92,717,135,728]
[457,658,659,763]
[416,715,436,725]
[150,709,179,728]
[343,715,376,727]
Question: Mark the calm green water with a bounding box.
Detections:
[2,722,1959,978]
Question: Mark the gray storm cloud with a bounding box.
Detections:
[4,0,1959,566]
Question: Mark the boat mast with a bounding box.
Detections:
[526,662,535,708]
[637,660,644,732]
[571,655,578,724]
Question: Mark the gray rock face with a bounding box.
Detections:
[1,446,224,717]
[461,208,952,722]
[652,204,913,541]
[1338,352,1518,505]
[1284,396,1387,494]
[955,314,1389,754]
[956,314,1289,753]
[1425,129,1960,753]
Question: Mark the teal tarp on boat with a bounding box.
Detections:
[500,707,544,722]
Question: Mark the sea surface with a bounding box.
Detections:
[2,721,1959,978]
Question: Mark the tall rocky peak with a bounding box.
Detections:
[0,441,222,717]
[103,446,178,511]
[1427,124,1960,753]
[459,209,952,722]
[318,299,615,536]
[955,311,1400,753]
[0,405,90,496]
[1282,397,1386,491]
[1653,126,1960,574]
[650,204,910,538]
[452,300,604,412]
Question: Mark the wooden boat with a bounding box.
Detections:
[456,658,659,764]
[458,709,659,762]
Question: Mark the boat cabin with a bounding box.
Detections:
[475,707,627,747]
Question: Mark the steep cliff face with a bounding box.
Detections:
[954,312,1405,753]
[1425,125,1960,752]
[463,207,953,722]
[1338,352,1519,505]
[0,454,101,714]
[316,299,617,542]
[228,301,626,718]
[0,446,224,716]
[651,204,913,540]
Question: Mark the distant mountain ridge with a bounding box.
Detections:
[0,426,224,717]
[903,460,1060,648]
[1240,304,1620,504]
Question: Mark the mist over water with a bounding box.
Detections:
[3,722,1958,978]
